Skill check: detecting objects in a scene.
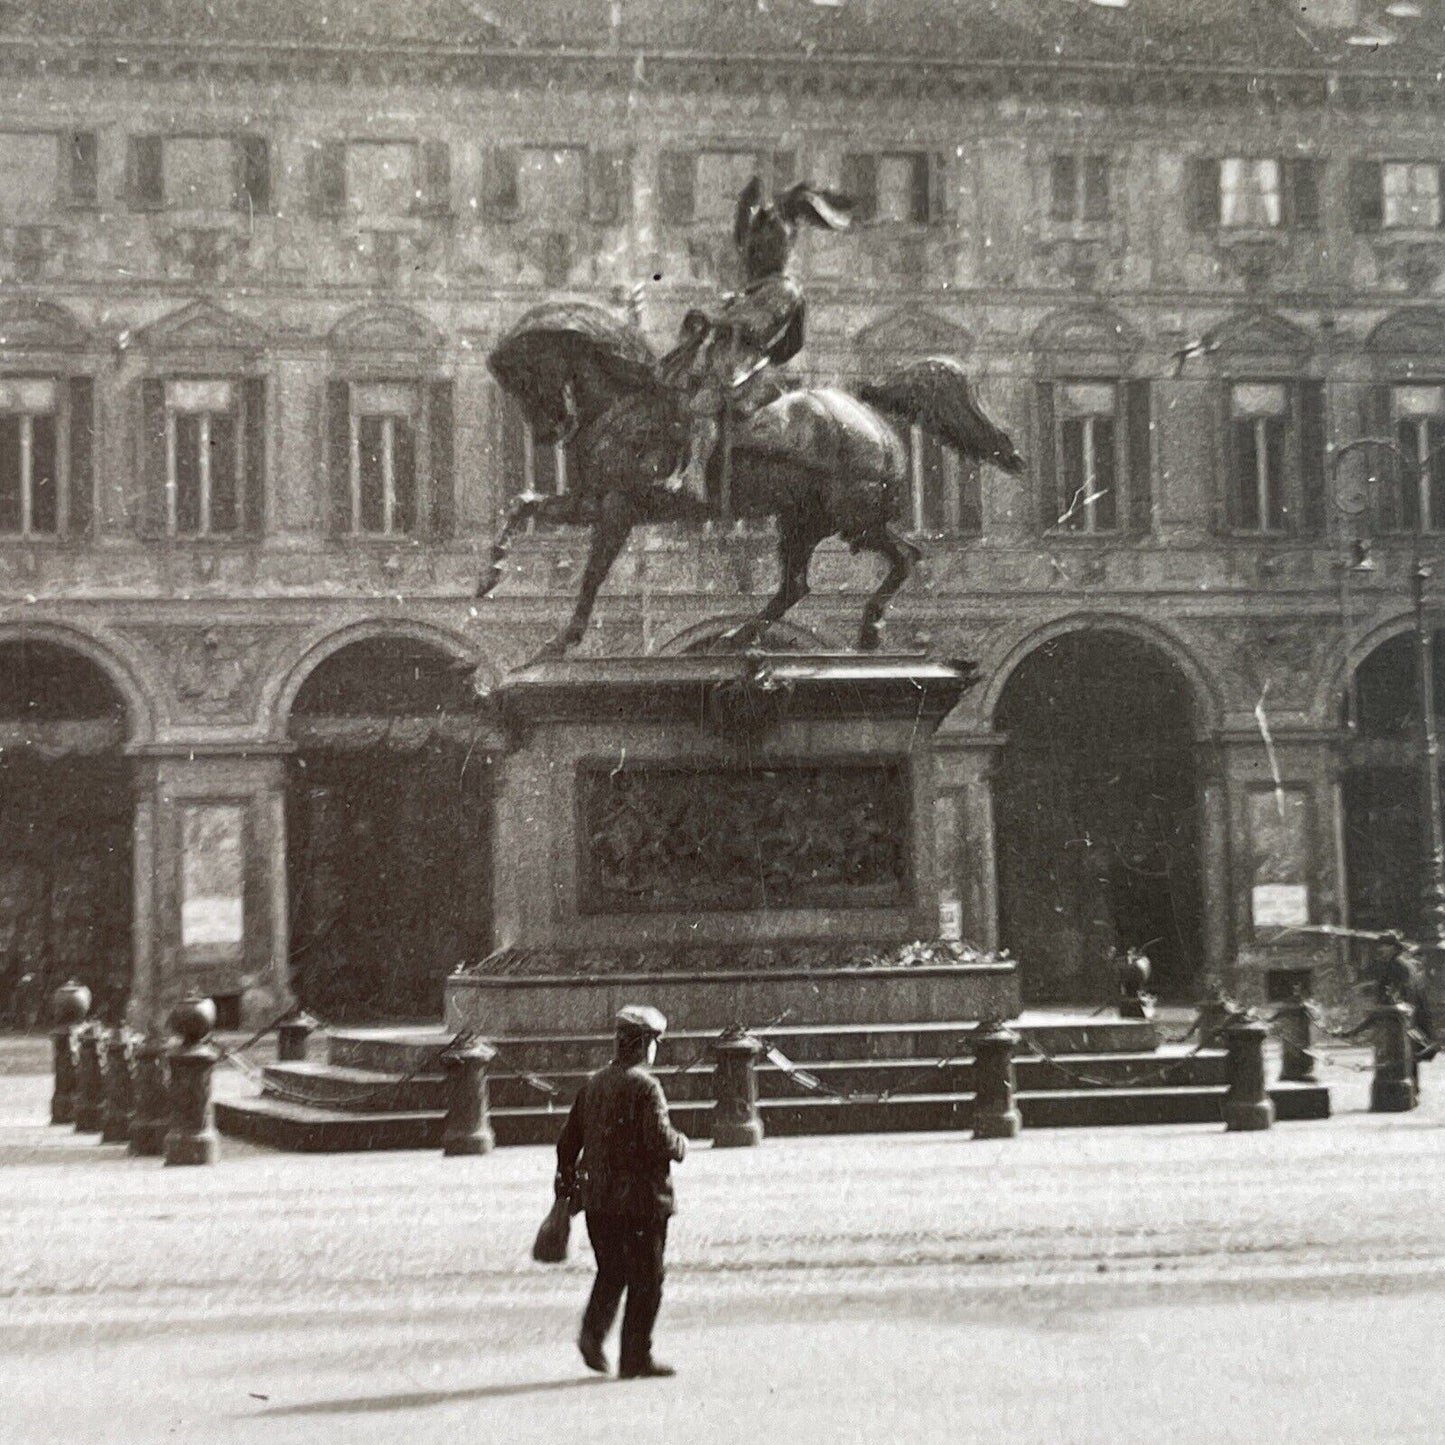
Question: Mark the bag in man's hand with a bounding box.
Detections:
[532,1194,572,1264]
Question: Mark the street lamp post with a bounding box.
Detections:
[1333,437,1445,985]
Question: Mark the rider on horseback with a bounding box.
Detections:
[660,177,852,504]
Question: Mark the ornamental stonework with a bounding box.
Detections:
[122,624,296,723]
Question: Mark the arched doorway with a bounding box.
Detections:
[994,629,1203,1002]
[285,637,491,1021]
[1342,630,1443,935]
[0,640,131,1024]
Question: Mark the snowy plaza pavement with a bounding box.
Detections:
[3,1055,1445,1444]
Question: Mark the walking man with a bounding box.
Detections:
[556,1005,688,1380]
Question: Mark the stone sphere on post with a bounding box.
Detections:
[1369,1001,1417,1114]
[48,980,91,1125]
[100,1027,136,1144]
[711,1029,764,1148]
[441,1036,498,1156]
[129,1033,169,1156]
[73,1022,107,1134]
[1222,1018,1275,1131]
[164,995,220,1167]
[971,1022,1022,1139]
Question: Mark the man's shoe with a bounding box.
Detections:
[578,1334,609,1374]
[619,1360,676,1380]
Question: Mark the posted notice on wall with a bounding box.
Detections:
[1251,883,1309,929]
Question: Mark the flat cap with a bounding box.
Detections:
[615,1004,668,1038]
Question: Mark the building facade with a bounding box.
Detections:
[1,0,1443,1025]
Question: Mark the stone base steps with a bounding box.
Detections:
[214,1016,1331,1153]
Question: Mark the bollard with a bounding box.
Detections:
[48,980,91,1125]
[711,1028,764,1147]
[1369,1001,1417,1114]
[1275,998,1317,1085]
[1198,996,1235,1051]
[276,1010,319,1063]
[1223,1018,1274,1131]
[73,1023,107,1133]
[100,1027,136,1143]
[441,1036,498,1156]
[129,1034,169,1156]
[165,996,220,1166]
[971,1022,1022,1139]
[1117,950,1154,1021]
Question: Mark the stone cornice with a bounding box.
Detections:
[2,38,1443,111]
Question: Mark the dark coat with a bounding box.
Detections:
[556,1060,687,1222]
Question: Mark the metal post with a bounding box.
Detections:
[1274,998,1317,1085]
[1369,1001,1417,1113]
[129,1033,169,1156]
[441,1037,498,1156]
[48,980,91,1125]
[73,1024,107,1133]
[165,996,220,1166]
[711,1028,764,1147]
[971,1022,1022,1139]
[1223,1018,1274,1132]
[100,1027,136,1144]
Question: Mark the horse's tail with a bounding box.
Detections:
[858,356,1026,475]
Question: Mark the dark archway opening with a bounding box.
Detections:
[286,638,491,1022]
[0,641,131,1026]
[1342,630,1445,936]
[994,630,1203,1003]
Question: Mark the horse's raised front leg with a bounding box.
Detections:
[532,491,637,662]
[476,492,590,599]
[856,525,923,652]
[719,510,827,651]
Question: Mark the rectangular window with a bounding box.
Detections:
[1055,382,1119,533]
[905,426,980,535]
[180,802,245,956]
[165,379,243,538]
[517,146,588,223]
[67,132,98,208]
[1220,158,1281,228]
[1230,382,1289,533]
[0,378,58,537]
[501,393,569,531]
[1393,384,1445,532]
[344,141,419,216]
[1383,162,1442,229]
[843,151,931,224]
[1049,155,1110,223]
[348,382,418,536]
[167,137,238,211]
[126,135,273,213]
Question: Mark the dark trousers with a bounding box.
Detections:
[581,1212,668,1370]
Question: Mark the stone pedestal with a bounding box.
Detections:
[447,653,1019,1038]
[711,1030,764,1148]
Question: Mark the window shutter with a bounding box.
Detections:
[771,150,796,193]
[1296,379,1327,536]
[908,153,931,225]
[394,419,417,535]
[1349,159,1384,232]
[235,136,271,214]
[1284,159,1320,231]
[242,377,266,537]
[1186,157,1220,232]
[67,377,94,537]
[67,132,98,209]
[842,153,878,223]
[139,378,167,538]
[1083,156,1110,222]
[1049,155,1076,222]
[310,141,346,218]
[326,380,351,534]
[929,152,954,226]
[482,146,520,220]
[1125,379,1153,535]
[421,140,451,215]
[1035,381,1058,531]
[588,149,629,225]
[657,150,695,224]
[428,379,455,540]
[128,135,164,211]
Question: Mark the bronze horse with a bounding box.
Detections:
[479,302,1024,657]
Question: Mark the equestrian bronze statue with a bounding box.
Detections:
[480,177,1024,658]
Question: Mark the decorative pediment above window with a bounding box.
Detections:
[329,304,441,357]
[1031,305,1139,373]
[1365,307,1445,358]
[0,299,92,353]
[135,299,267,356]
[854,309,974,364]
[1204,309,1314,368]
